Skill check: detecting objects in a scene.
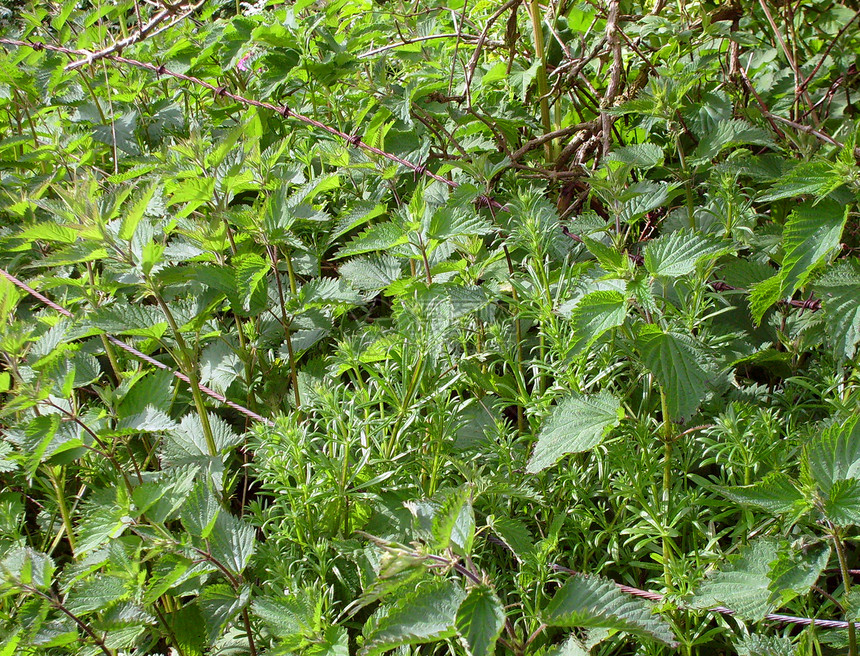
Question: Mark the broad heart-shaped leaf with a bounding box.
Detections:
[233,252,269,313]
[768,543,830,606]
[252,589,321,649]
[207,512,255,575]
[543,573,676,647]
[360,578,465,656]
[488,516,535,564]
[690,118,772,165]
[643,230,731,278]
[64,575,128,615]
[83,303,168,339]
[717,473,805,517]
[757,160,840,202]
[690,538,778,622]
[567,290,627,356]
[804,417,860,492]
[815,258,860,360]
[199,583,251,642]
[635,325,710,420]
[456,585,505,656]
[822,478,860,526]
[752,199,847,322]
[780,199,847,294]
[431,487,475,556]
[526,392,623,473]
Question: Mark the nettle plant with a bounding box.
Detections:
[2,0,860,655]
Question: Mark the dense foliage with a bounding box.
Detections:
[1,0,860,654]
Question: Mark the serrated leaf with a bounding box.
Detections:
[0,548,55,590]
[253,589,320,650]
[65,575,127,615]
[526,392,623,473]
[567,290,627,355]
[804,417,860,491]
[199,583,250,642]
[780,199,847,296]
[488,516,535,564]
[690,119,772,165]
[340,255,403,292]
[361,579,465,656]
[717,473,805,516]
[636,325,711,420]
[758,160,839,201]
[208,512,255,575]
[337,222,409,258]
[607,143,663,169]
[644,230,731,278]
[180,481,220,538]
[85,304,168,339]
[815,258,860,360]
[691,538,777,621]
[233,252,269,313]
[748,274,782,325]
[768,543,829,605]
[822,478,860,526]
[543,573,676,646]
[431,487,474,555]
[199,340,243,395]
[456,585,505,656]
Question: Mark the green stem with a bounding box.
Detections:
[527,0,553,162]
[660,388,674,591]
[675,132,696,229]
[153,293,217,457]
[833,524,857,656]
[48,466,76,556]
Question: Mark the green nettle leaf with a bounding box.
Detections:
[748,274,782,326]
[607,143,663,169]
[822,478,860,526]
[804,417,860,491]
[361,579,466,656]
[199,340,244,395]
[65,575,128,615]
[733,632,797,656]
[690,119,772,165]
[780,199,848,294]
[431,487,475,555]
[339,255,403,292]
[337,222,409,258]
[758,160,841,202]
[526,392,623,473]
[253,591,320,647]
[455,585,505,656]
[233,252,269,313]
[815,258,860,360]
[566,290,627,355]
[636,325,711,420]
[180,482,221,538]
[543,573,677,647]
[768,543,830,605]
[199,583,250,642]
[690,538,778,621]
[717,473,805,516]
[0,548,55,590]
[487,516,535,564]
[208,512,256,575]
[751,199,847,322]
[84,304,168,339]
[643,230,731,278]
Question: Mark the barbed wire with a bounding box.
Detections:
[548,563,860,631]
